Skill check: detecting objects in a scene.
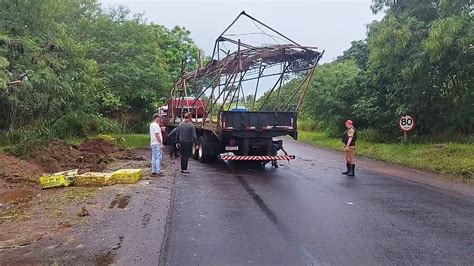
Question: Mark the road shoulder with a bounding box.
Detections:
[289,138,474,198]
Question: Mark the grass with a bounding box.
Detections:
[111,134,149,149]
[63,134,149,149]
[64,136,86,146]
[299,131,474,182]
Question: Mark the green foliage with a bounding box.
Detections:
[299,130,474,181]
[269,0,473,140]
[0,0,199,142]
[112,134,149,149]
[298,120,321,132]
[51,113,123,138]
[0,112,123,147]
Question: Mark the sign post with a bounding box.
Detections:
[398,115,416,142]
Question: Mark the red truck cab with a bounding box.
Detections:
[158,98,208,144]
[167,97,207,122]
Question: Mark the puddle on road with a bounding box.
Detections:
[109,194,131,209]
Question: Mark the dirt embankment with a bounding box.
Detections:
[0,138,123,207]
[26,138,120,173]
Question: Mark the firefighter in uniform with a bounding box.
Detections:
[342,120,357,176]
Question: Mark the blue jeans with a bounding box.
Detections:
[151,144,162,174]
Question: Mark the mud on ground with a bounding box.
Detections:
[25,138,120,173]
[0,138,123,216]
[0,144,176,265]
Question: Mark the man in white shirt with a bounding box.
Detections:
[150,113,163,175]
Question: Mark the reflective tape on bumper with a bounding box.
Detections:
[219,155,296,161]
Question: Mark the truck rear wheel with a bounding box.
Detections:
[198,136,216,163]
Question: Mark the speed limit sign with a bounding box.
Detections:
[398,115,415,132]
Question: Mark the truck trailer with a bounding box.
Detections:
[164,11,323,165]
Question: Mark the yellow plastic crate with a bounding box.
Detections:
[39,169,78,189]
[111,169,142,184]
[75,172,114,186]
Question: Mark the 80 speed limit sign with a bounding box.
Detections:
[398,115,416,132]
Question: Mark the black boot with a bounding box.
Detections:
[348,164,355,176]
[342,163,351,175]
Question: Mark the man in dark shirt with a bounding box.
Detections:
[176,113,198,174]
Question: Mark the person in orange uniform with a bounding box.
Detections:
[342,120,357,176]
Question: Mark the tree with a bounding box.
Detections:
[0,0,201,140]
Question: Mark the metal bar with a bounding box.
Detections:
[281,69,312,111]
[190,58,234,109]
[240,84,246,108]
[258,62,292,111]
[204,66,240,124]
[216,66,314,86]
[217,41,220,116]
[218,11,245,37]
[220,72,240,112]
[274,62,287,111]
[219,36,256,50]
[225,70,247,112]
[296,51,323,112]
[252,65,265,111]
[242,12,301,47]
[208,39,219,67]
[296,67,315,112]
[235,82,241,108]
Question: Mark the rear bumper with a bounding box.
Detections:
[219,155,295,161]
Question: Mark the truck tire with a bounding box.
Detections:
[198,136,216,163]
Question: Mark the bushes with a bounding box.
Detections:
[51,113,123,138]
[357,128,386,143]
[298,120,321,132]
[0,113,123,147]
[299,130,474,181]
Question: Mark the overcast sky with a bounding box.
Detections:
[100,0,382,63]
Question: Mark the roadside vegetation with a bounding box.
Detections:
[260,0,472,142]
[111,134,149,149]
[0,0,472,182]
[258,0,473,180]
[0,0,199,146]
[298,129,473,182]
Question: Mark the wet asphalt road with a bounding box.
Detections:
[162,139,474,266]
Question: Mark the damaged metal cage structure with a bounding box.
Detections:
[169,11,324,135]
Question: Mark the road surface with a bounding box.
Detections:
[161,138,474,265]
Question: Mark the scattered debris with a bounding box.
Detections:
[57,221,72,230]
[77,206,89,217]
[111,169,142,184]
[39,168,142,189]
[75,172,113,187]
[39,169,78,189]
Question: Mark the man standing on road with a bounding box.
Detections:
[342,119,357,176]
[150,113,163,176]
[176,113,197,174]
